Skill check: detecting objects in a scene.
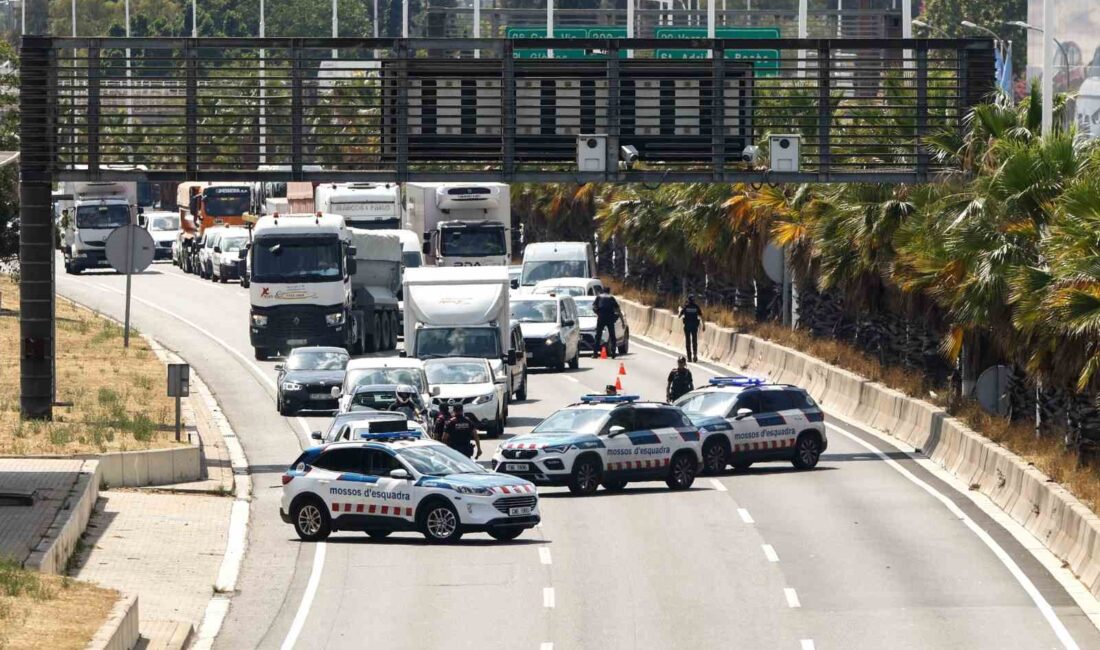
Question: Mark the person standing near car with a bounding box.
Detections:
[666,356,694,403]
[443,403,483,458]
[678,294,705,362]
[433,404,451,441]
[592,286,621,359]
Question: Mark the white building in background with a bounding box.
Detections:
[1026,0,1100,137]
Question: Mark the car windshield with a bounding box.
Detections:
[535,285,585,297]
[415,327,500,359]
[345,368,425,394]
[425,361,490,385]
[440,226,507,257]
[149,216,179,231]
[203,188,251,217]
[252,237,342,283]
[76,204,130,229]
[511,300,557,323]
[221,237,247,252]
[532,408,608,435]
[397,445,487,476]
[675,391,738,418]
[349,391,399,411]
[287,350,349,371]
[574,300,596,317]
[521,260,587,286]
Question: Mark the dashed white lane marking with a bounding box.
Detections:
[709,478,727,492]
[543,587,556,608]
[539,547,552,565]
[563,375,582,384]
[800,640,815,650]
[738,508,755,524]
[762,544,780,563]
[784,588,801,608]
[281,542,328,650]
[540,643,554,650]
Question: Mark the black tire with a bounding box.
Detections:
[277,396,293,416]
[487,527,523,541]
[567,457,602,496]
[366,530,392,540]
[515,373,528,401]
[792,432,823,470]
[380,314,392,351]
[254,347,269,361]
[241,277,250,288]
[732,462,754,472]
[218,268,227,283]
[601,479,627,492]
[419,500,463,543]
[292,497,331,542]
[702,439,730,475]
[64,259,76,274]
[389,313,400,350]
[665,452,698,490]
[568,349,580,369]
[619,332,630,355]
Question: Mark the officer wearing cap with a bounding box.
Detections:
[678,294,705,362]
[666,356,694,403]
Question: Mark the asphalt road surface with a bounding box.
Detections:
[57,257,1100,650]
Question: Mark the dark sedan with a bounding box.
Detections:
[276,347,350,416]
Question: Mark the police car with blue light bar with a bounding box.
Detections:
[281,432,540,543]
[492,394,704,495]
[673,377,828,474]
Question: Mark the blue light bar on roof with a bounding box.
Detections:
[708,376,766,387]
[357,431,423,441]
[579,394,640,404]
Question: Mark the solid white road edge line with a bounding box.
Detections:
[633,337,1087,646]
[543,587,555,608]
[540,643,554,650]
[738,508,755,524]
[762,544,780,563]
[800,640,815,650]
[77,279,329,649]
[539,546,552,565]
[784,588,801,608]
[709,478,728,492]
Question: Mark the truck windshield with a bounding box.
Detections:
[521,260,588,286]
[346,218,401,230]
[203,188,251,217]
[252,238,343,283]
[76,204,130,229]
[149,216,179,231]
[415,327,501,359]
[440,226,506,257]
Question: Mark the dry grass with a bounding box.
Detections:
[606,278,1100,513]
[0,560,118,650]
[0,275,183,455]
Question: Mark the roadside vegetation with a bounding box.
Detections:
[0,275,183,455]
[0,559,117,650]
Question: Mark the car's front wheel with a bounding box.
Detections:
[568,457,602,496]
[420,501,463,543]
[666,452,698,490]
[702,439,729,475]
[292,497,331,542]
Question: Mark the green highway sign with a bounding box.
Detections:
[654,27,780,76]
[507,26,627,59]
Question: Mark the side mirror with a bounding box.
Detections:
[347,258,357,275]
[390,468,411,480]
[274,363,284,372]
[310,431,322,440]
[562,319,574,327]
[421,241,431,256]
[238,248,248,259]
[608,425,626,437]
[398,350,408,358]
[506,350,517,366]
[431,386,441,396]
[510,279,519,290]
[736,408,753,419]
[330,386,341,398]
[213,246,221,253]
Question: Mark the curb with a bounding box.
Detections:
[87,593,140,650]
[25,459,100,574]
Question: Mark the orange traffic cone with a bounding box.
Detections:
[618,362,627,376]
[600,346,608,360]
[614,376,623,391]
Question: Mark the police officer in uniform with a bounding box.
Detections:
[443,403,483,458]
[592,287,621,359]
[678,294,705,362]
[666,357,694,403]
[432,404,451,441]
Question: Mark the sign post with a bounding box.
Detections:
[167,363,190,442]
[105,217,156,348]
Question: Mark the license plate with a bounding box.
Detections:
[287,338,307,346]
[309,393,331,400]
[503,463,528,472]
[509,506,533,516]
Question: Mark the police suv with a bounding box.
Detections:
[674,377,828,474]
[281,433,540,543]
[492,395,703,495]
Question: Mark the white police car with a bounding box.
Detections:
[674,377,828,474]
[281,433,540,543]
[492,394,703,495]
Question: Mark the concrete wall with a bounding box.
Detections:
[26,459,100,574]
[90,444,201,489]
[87,594,140,650]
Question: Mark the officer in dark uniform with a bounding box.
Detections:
[432,404,451,441]
[678,294,705,362]
[666,357,694,403]
[592,287,621,359]
[443,403,483,458]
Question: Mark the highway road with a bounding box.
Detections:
[57,257,1100,650]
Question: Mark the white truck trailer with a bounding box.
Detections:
[404,183,511,267]
[58,180,138,274]
[315,183,402,230]
[402,266,513,364]
[247,214,402,360]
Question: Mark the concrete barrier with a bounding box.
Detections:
[92,443,201,489]
[26,460,100,575]
[88,594,140,650]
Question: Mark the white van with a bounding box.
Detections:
[519,242,596,293]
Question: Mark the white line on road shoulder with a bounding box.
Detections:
[784,588,801,608]
[539,547,552,565]
[762,544,780,563]
[801,640,815,650]
[540,643,554,650]
[709,478,727,492]
[281,542,328,650]
[738,508,754,524]
[543,587,555,608]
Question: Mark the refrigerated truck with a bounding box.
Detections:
[248,214,402,360]
[58,180,138,274]
[404,183,511,267]
[315,183,402,230]
[402,266,512,363]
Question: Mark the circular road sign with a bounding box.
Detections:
[105,224,156,274]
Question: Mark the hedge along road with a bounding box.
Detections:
[55,255,1100,650]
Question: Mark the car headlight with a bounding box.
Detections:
[326,312,345,326]
[282,381,302,391]
[545,336,558,346]
[455,485,493,496]
[251,313,268,327]
[542,444,570,454]
[472,393,494,405]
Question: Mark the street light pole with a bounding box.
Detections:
[910,19,949,38]
[332,0,338,58]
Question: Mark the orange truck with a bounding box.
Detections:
[175,182,253,275]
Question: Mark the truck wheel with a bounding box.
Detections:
[380,314,392,351]
[389,313,400,350]
[254,347,269,361]
[369,315,382,352]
